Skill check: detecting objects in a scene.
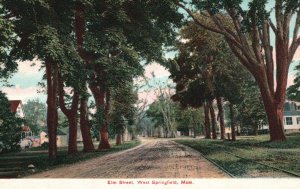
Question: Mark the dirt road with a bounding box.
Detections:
[26,138,229,178]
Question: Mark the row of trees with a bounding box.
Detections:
[145,18,267,141]
[145,0,300,142]
[0,0,182,158]
[1,1,300,157]
[163,17,265,141]
[176,0,300,141]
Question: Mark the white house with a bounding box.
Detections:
[283,100,300,132]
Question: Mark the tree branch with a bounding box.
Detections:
[289,9,300,62]
[292,9,300,43]
[177,3,224,35]
[58,72,71,117]
[262,20,275,95]
[227,42,256,74]
[289,37,300,63]
[269,19,277,33]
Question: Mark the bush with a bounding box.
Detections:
[0,91,23,153]
[41,142,49,149]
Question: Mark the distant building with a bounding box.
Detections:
[9,100,25,118]
[9,100,33,149]
[283,101,300,133]
[40,129,68,147]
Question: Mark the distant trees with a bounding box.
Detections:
[110,81,138,145]
[23,99,46,135]
[146,95,178,138]
[146,96,204,138]
[237,80,267,135]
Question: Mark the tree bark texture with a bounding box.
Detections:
[45,58,58,160]
[57,73,80,154]
[80,98,95,152]
[204,102,211,139]
[209,100,217,139]
[216,96,225,139]
[98,88,111,150]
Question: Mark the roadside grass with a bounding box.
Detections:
[175,134,300,177]
[0,139,140,178]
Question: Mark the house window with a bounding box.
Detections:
[297,117,300,125]
[285,117,293,125]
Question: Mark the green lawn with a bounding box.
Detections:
[0,139,140,178]
[175,134,300,177]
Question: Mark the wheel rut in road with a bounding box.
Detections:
[26,138,229,178]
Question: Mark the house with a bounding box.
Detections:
[40,129,68,147]
[9,100,25,118]
[283,101,300,133]
[9,100,33,149]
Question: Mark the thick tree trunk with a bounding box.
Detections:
[98,89,111,150]
[80,98,95,152]
[256,74,286,141]
[67,115,78,154]
[264,104,286,141]
[216,96,225,140]
[209,100,217,139]
[57,74,80,154]
[74,1,94,152]
[229,103,236,141]
[204,102,211,139]
[45,58,58,160]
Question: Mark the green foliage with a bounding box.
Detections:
[91,105,105,140]
[287,63,300,101]
[109,81,138,137]
[23,99,46,135]
[0,6,18,82]
[167,15,249,108]
[176,107,204,135]
[0,91,23,153]
[236,80,267,134]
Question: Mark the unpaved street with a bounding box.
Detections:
[27,138,229,178]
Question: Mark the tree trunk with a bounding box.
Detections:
[79,98,94,152]
[216,96,225,140]
[57,73,80,154]
[265,104,286,141]
[116,133,122,145]
[253,125,258,136]
[98,88,111,150]
[204,102,211,139]
[229,103,236,141]
[73,1,94,152]
[255,73,286,141]
[45,58,58,160]
[192,114,196,138]
[67,115,78,154]
[209,100,217,139]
